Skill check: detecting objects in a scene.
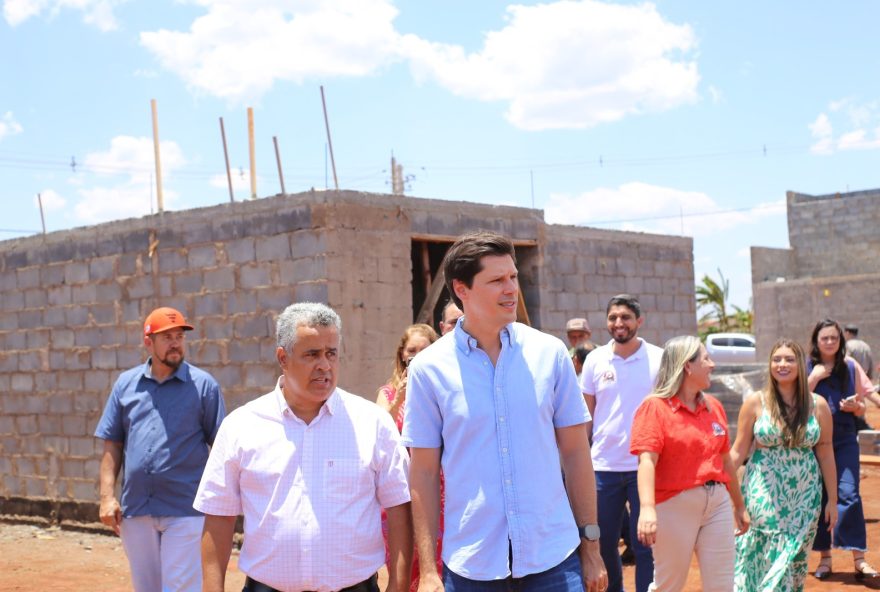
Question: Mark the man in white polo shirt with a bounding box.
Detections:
[579,294,662,592]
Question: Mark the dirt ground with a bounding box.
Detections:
[5,407,880,591]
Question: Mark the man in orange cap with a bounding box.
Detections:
[95,306,226,592]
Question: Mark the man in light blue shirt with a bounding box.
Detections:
[403,231,607,592]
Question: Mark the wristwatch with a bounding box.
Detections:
[578,524,601,541]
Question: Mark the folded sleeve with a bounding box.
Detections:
[400,362,443,448]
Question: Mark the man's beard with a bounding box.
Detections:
[612,329,636,344]
[158,351,184,371]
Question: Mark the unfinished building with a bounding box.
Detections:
[752,188,880,358]
[0,189,696,516]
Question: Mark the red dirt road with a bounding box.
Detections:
[5,407,880,591]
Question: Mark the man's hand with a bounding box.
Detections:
[99,496,122,535]
[416,572,444,592]
[580,541,608,592]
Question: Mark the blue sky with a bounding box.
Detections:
[2,1,879,313]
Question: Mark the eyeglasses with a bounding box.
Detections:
[818,336,840,343]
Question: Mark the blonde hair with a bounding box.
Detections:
[764,339,811,447]
[388,324,438,392]
[651,335,703,399]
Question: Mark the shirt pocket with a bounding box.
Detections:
[323,458,366,502]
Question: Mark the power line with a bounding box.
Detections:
[582,202,783,226]
[0,142,814,179]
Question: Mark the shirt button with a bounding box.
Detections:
[502,447,508,453]
[499,416,505,422]
[506,479,511,484]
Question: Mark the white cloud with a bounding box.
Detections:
[544,182,782,237]
[3,0,125,31]
[707,85,723,104]
[809,99,880,155]
[138,0,700,130]
[139,0,404,103]
[72,135,186,223]
[0,111,23,140]
[34,188,66,211]
[403,1,699,130]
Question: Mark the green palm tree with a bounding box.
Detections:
[696,269,730,332]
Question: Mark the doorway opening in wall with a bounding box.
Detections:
[410,235,538,330]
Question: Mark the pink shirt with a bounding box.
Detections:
[194,379,411,592]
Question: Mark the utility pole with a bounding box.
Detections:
[391,154,405,195]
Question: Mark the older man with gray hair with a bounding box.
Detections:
[195,302,413,592]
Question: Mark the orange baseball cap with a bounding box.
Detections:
[144,307,194,336]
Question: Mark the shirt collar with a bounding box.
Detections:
[608,337,646,362]
[667,392,708,414]
[273,376,340,419]
[454,318,515,355]
[143,359,188,384]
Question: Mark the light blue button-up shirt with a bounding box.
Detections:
[402,320,590,580]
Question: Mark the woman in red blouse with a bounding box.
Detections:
[631,335,750,592]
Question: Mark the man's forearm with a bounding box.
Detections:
[201,514,236,592]
[409,467,441,575]
[560,448,598,525]
[385,503,414,592]
[99,442,122,499]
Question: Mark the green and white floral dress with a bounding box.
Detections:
[734,396,822,592]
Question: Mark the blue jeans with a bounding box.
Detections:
[444,552,584,592]
[595,470,653,592]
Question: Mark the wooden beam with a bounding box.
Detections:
[516,287,531,326]
[416,268,446,325]
[420,242,432,294]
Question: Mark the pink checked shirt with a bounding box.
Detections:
[194,379,411,592]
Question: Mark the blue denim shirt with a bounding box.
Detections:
[95,360,226,517]
[402,320,590,580]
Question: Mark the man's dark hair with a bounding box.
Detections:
[442,231,516,309]
[606,293,642,318]
[845,324,859,337]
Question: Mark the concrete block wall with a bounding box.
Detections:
[787,189,880,278]
[750,246,796,285]
[541,225,696,346]
[753,272,880,360]
[753,188,880,358]
[0,198,326,502]
[0,189,696,509]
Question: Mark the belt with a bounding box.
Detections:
[243,574,378,592]
[703,480,723,488]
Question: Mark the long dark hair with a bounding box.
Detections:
[765,339,811,447]
[809,318,849,385]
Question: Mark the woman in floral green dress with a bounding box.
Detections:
[730,339,838,591]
